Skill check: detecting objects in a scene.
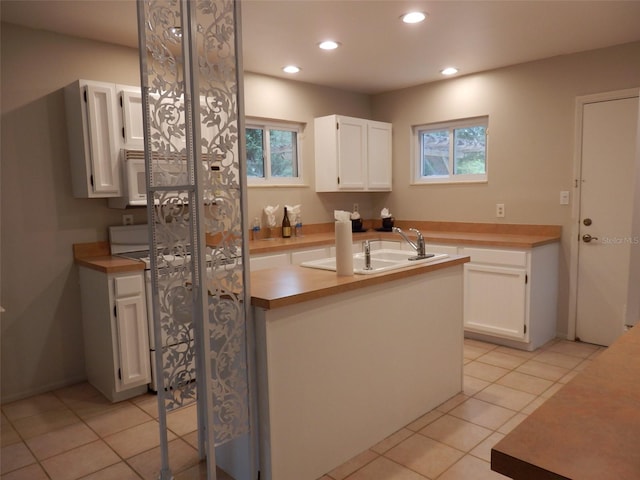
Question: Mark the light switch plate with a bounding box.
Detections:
[560,191,570,205]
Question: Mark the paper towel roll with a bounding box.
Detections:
[335,221,354,276]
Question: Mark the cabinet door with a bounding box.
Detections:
[464,264,527,341]
[119,87,144,149]
[113,274,150,391]
[114,294,150,390]
[367,121,392,190]
[85,83,121,195]
[337,117,367,190]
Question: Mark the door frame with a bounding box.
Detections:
[567,88,640,341]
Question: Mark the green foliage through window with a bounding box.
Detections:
[246,122,301,183]
[416,117,488,183]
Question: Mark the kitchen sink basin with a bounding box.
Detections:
[300,249,448,275]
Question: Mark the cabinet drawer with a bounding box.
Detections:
[462,247,527,267]
[114,274,143,297]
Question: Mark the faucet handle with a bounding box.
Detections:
[409,228,426,257]
[409,228,423,239]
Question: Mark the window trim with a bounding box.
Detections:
[412,116,488,185]
[246,119,304,186]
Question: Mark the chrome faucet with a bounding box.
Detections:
[363,240,372,270]
[392,227,430,260]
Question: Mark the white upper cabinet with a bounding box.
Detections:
[119,86,144,150]
[366,120,393,190]
[65,79,122,197]
[314,114,392,192]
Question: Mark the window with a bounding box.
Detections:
[413,117,488,184]
[246,120,303,185]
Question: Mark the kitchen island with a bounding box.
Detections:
[251,255,469,480]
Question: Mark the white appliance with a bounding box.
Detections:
[107,150,190,209]
[109,224,237,392]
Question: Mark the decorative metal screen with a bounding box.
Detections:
[137,0,250,478]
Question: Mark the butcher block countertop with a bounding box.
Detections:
[249,220,561,254]
[73,241,145,273]
[73,221,560,273]
[250,255,469,310]
[491,324,640,480]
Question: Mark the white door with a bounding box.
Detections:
[576,95,639,346]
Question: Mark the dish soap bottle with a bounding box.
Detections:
[282,207,292,238]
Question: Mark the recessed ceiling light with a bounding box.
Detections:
[282,65,301,74]
[401,11,427,24]
[441,67,459,76]
[318,40,340,50]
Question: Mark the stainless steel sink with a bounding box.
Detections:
[300,249,448,275]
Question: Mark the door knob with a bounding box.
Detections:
[582,234,598,243]
[583,218,592,226]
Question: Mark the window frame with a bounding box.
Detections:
[412,116,489,185]
[245,119,304,186]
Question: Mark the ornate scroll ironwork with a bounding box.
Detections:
[137,0,249,477]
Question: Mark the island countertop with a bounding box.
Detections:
[491,324,640,480]
[250,255,469,309]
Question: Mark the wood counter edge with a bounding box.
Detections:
[249,232,560,254]
[73,241,145,273]
[491,449,571,480]
[73,227,559,273]
[490,325,640,480]
[250,256,470,310]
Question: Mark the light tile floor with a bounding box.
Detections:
[318,337,604,480]
[1,383,232,480]
[0,338,603,480]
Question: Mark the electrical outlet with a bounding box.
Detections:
[122,214,134,226]
[353,203,359,213]
[496,203,505,218]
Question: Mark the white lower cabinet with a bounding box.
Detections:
[460,243,559,351]
[78,267,150,401]
[464,262,527,340]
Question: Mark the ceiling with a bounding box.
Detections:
[3,0,640,94]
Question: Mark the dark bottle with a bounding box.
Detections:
[282,207,292,238]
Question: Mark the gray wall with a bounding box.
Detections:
[2,20,639,402]
[0,23,375,402]
[372,41,640,339]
